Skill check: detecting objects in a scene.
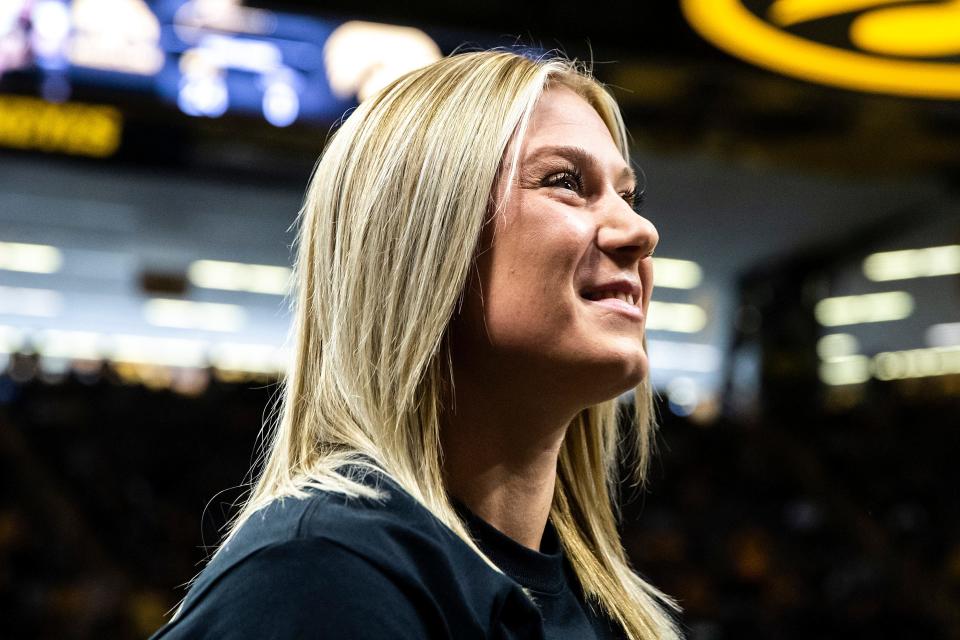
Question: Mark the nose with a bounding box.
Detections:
[595,194,659,265]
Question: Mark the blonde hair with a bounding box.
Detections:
[220,50,680,639]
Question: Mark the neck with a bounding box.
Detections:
[441,366,579,551]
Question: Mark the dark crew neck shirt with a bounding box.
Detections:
[150,466,628,639]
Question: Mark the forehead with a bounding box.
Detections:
[520,86,626,171]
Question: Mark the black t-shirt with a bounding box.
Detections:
[150,466,627,639]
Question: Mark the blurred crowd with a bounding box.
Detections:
[1,353,957,639]
[629,387,960,639]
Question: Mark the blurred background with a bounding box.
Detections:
[1,0,959,638]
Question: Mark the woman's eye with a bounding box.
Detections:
[623,188,645,214]
[546,171,583,193]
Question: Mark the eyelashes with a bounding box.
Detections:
[542,167,645,214]
[625,188,646,214]
[544,169,584,193]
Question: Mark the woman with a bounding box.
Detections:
[152,50,681,640]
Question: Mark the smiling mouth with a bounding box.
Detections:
[579,293,644,321]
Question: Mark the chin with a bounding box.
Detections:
[615,357,649,395]
[580,348,649,405]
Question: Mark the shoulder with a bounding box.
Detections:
[153,470,542,640]
[153,536,441,639]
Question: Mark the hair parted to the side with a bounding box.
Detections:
[211,50,681,639]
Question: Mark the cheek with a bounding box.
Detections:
[482,220,590,340]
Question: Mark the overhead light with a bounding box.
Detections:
[209,342,288,374]
[0,242,63,273]
[647,339,720,372]
[143,298,245,332]
[652,257,703,289]
[863,245,960,281]
[110,334,208,368]
[37,329,104,360]
[188,259,291,295]
[814,291,913,327]
[927,322,960,348]
[819,355,871,386]
[0,325,27,354]
[0,324,290,375]
[647,301,708,333]
[817,333,860,360]
[873,346,960,381]
[0,286,63,317]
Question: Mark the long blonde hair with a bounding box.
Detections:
[221,50,680,639]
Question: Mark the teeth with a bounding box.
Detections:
[594,291,635,305]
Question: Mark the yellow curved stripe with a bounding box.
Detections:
[851,3,960,57]
[768,0,920,28]
[681,0,960,99]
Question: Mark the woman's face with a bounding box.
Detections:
[453,85,658,407]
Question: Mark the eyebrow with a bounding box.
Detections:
[524,144,637,185]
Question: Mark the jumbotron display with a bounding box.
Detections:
[0,0,457,128]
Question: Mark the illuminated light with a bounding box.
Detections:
[652,257,703,289]
[814,291,913,327]
[67,0,163,75]
[173,0,277,40]
[263,78,299,127]
[0,242,62,273]
[927,322,960,348]
[209,342,288,375]
[36,329,103,360]
[666,376,700,417]
[817,333,860,360]
[646,301,708,334]
[143,299,245,332]
[188,259,291,295]
[0,286,63,317]
[110,334,207,368]
[177,71,229,118]
[863,245,960,281]
[0,326,287,375]
[194,33,282,73]
[1,1,32,77]
[177,48,232,117]
[681,0,960,99]
[647,340,721,372]
[819,355,871,386]
[0,2,25,32]
[31,0,71,62]
[324,21,441,101]
[768,0,911,27]
[0,325,27,354]
[0,94,122,158]
[873,346,960,381]
[850,3,960,58]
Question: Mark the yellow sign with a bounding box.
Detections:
[0,95,122,157]
[681,0,960,99]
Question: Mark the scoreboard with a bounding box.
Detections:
[0,0,515,158]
